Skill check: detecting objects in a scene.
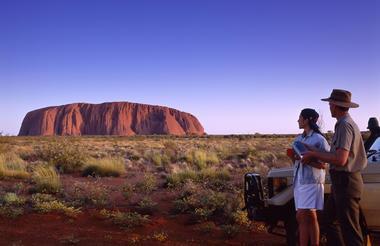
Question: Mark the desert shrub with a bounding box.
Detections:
[166,170,198,187]
[135,173,157,194]
[186,150,207,170]
[99,209,149,228]
[188,190,227,221]
[125,149,141,161]
[0,192,26,218]
[162,141,180,163]
[0,206,24,218]
[152,231,168,242]
[82,157,126,177]
[65,181,110,207]
[121,183,133,201]
[31,193,80,217]
[232,210,251,228]
[173,198,190,213]
[240,146,258,160]
[35,140,87,173]
[185,150,220,170]
[166,168,230,189]
[215,145,240,160]
[174,189,227,222]
[1,192,26,206]
[199,168,231,183]
[0,137,14,154]
[200,169,232,191]
[144,149,170,167]
[252,162,270,176]
[137,197,157,215]
[32,165,61,193]
[0,153,29,179]
[254,151,278,165]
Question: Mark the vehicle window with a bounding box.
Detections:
[370,137,380,151]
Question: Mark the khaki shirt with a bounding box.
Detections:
[330,114,367,172]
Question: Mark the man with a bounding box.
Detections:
[302,89,367,246]
[364,117,380,152]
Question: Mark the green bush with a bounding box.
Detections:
[185,150,220,170]
[166,170,198,187]
[144,150,170,167]
[137,197,157,215]
[135,173,157,194]
[2,192,26,206]
[166,168,230,189]
[99,209,149,228]
[65,181,110,207]
[232,210,251,228]
[0,192,26,218]
[173,188,227,222]
[36,140,87,173]
[199,168,231,191]
[31,193,80,217]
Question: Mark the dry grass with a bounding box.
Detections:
[32,165,61,193]
[1,135,295,231]
[0,153,29,179]
[82,157,126,177]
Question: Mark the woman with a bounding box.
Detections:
[290,108,329,246]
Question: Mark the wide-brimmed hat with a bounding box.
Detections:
[321,89,359,108]
[367,117,379,129]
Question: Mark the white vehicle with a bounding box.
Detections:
[244,137,380,245]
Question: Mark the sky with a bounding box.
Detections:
[0,0,379,135]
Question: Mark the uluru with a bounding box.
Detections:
[18,102,205,136]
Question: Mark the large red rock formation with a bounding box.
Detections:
[18,102,205,136]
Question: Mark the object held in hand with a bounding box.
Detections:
[292,141,308,158]
[286,148,295,158]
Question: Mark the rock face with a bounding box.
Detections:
[18,102,205,136]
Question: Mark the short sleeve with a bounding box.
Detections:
[320,137,330,152]
[312,135,330,152]
[335,122,353,151]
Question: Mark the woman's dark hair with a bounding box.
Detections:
[300,108,324,137]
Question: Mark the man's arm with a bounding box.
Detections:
[302,148,349,167]
[305,161,326,169]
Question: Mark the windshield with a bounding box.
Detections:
[369,137,380,151]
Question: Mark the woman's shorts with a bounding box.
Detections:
[294,183,324,210]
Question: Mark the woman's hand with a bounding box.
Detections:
[287,148,301,162]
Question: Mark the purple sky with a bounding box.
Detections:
[0,0,379,135]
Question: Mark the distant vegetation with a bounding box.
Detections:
[0,135,293,239]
